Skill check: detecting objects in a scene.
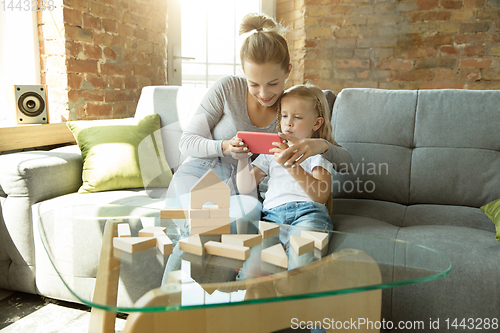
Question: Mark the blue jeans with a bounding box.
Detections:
[261,201,333,233]
[263,201,332,259]
[237,201,333,281]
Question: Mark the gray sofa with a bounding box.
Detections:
[0,86,499,332]
[329,88,499,331]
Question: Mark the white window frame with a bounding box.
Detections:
[167,0,276,87]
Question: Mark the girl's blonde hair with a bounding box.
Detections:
[277,84,336,145]
[239,13,290,72]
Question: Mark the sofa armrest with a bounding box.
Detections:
[0,145,83,203]
[0,145,83,292]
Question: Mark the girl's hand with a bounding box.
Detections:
[277,133,329,166]
[223,135,250,156]
[271,140,291,167]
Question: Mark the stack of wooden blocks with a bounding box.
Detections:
[113,223,173,255]
[178,222,275,261]
[178,220,329,270]
[161,170,231,235]
[259,222,328,269]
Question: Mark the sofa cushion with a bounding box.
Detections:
[392,225,500,325]
[332,199,496,233]
[331,88,417,147]
[67,114,172,193]
[414,90,500,150]
[404,204,496,232]
[331,89,417,205]
[33,189,166,217]
[332,213,401,241]
[411,89,500,207]
[410,148,500,207]
[331,143,412,204]
[331,198,407,227]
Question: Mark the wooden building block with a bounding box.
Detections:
[179,235,203,256]
[191,190,230,209]
[189,209,210,219]
[290,235,314,256]
[160,207,188,219]
[206,207,230,218]
[189,217,231,227]
[113,237,156,254]
[261,244,288,269]
[189,170,230,209]
[190,223,231,235]
[139,226,166,237]
[155,232,173,255]
[259,221,280,239]
[221,234,262,248]
[204,241,250,261]
[117,223,131,237]
[300,230,329,250]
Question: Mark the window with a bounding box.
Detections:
[168,0,276,87]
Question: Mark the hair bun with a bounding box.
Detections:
[239,13,285,36]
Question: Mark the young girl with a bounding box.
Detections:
[233,84,335,255]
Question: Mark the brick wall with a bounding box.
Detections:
[38,0,167,121]
[277,0,500,92]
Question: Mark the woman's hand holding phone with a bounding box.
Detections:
[227,135,252,159]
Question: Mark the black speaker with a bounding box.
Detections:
[14,85,49,124]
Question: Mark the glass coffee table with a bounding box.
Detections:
[37,205,451,333]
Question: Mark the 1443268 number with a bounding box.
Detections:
[445,318,498,330]
[2,0,55,11]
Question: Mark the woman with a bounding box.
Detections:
[165,13,352,219]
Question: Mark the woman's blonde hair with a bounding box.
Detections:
[239,13,290,72]
[277,84,336,145]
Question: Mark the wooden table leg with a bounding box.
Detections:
[88,219,122,333]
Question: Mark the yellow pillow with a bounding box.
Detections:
[67,114,172,193]
[480,198,500,242]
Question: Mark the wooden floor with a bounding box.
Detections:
[0,289,305,333]
[0,289,126,333]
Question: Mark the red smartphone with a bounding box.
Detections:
[237,131,282,154]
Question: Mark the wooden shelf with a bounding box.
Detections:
[0,123,76,152]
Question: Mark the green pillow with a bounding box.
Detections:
[480,198,500,242]
[67,114,172,193]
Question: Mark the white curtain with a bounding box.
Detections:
[0,10,40,126]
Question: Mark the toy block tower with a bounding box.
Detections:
[189,170,231,235]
